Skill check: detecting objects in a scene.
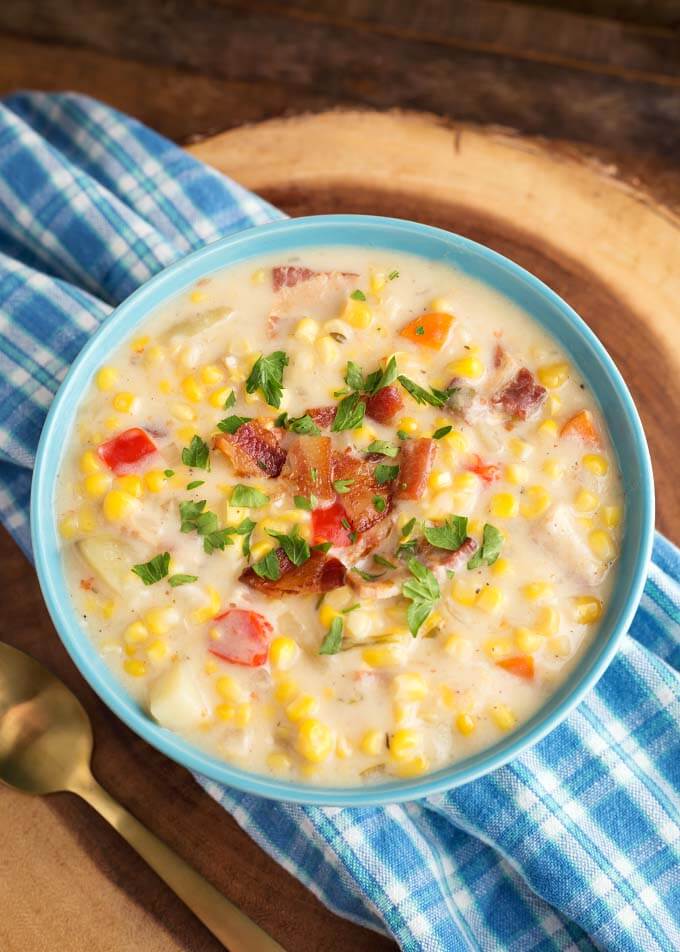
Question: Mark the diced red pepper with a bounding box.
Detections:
[311,499,354,547]
[97,427,157,474]
[364,385,403,424]
[208,609,273,667]
[466,453,501,483]
[497,655,535,680]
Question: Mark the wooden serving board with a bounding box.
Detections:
[1,111,678,952]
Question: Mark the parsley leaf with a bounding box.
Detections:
[252,549,281,581]
[224,390,236,409]
[388,270,399,280]
[401,517,417,538]
[288,414,321,436]
[274,411,288,428]
[432,425,453,440]
[131,552,170,586]
[164,469,175,477]
[373,554,397,570]
[331,392,366,432]
[333,478,354,494]
[364,355,397,395]
[402,558,440,636]
[168,573,198,587]
[373,495,386,512]
[352,567,385,581]
[203,528,236,555]
[181,434,210,471]
[245,351,289,408]
[312,541,333,554]
[235,517,256,557]
[424,515,468,551]
[179,499,208,533]
[266,525,310,566]
[467,523,504,569]
[366,440,398,457]
[186,480,205,490]
[319,615,343,655]
[294,495,314,511]
[350,289,366,301]
[345,361,365,391]
[398,374,454,408]
[217,415,251,434]
[231,484,269,508]
[375,463,399,485]
[397,539,419,559]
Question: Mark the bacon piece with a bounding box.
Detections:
[214,421,286,478]
[272,266,320,291]
[466,453,501,483]
[492,367,546,421]
[365,385,403,424]
[268,269,360,337]
[395,438,436,500]
[343,513,395,563]
[332,450,392,533]
[306,405,337,429]
[239,549,346,595]
[418,536,477,573]
[281,435,333,502]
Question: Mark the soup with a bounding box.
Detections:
[56,248,623,784]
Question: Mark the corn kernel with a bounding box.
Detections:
[129,335,149,353]
[100,599,116,620]
[444,635,471,660]
[143,344,165,367]
[207,387,230,409]
[548,394,562,415]
[144,469,167,493]
[269,636,299,671]
[573,595,603,624]
[190,288,207,303]
[96,366,118,391]
[484,637,514,660]
[451,579,477,606]
[77,506,97,533]
[428,469,453,491]
[297,719,334,763]
[103,489,138,522]
[589,529,615,561]
[542,459,563,480]
[336,735,352,759]
[429,296,453,313]
[123,659,147,678]
[490,492,518,519]
[197,365,222,387]
[538,362,569,388]
[214,676,243,703]
[362,644,404,668]
[535,605,560,637]
[448,356,484,379]
[123,621,149,645]
[267,751,291,772]
[490,705,516,731]
[574,489,600,513]
[514,627,542,653]
[84,472,112,498]
[181,375,205,403]
[549,635,571,657]
[392,672,428,701]
[146,639,168,662]
[491,557,510,577]
[250,268,266,285]
[389,728,421,762]
[397,417,419,435]
[215,703,235,722]
[504,464,527,486]
[522,581,554,602]
[602,505,622,528]
[342,299,373,329]
[249,540,273,561]
[582,453,609,477]
[204,659,218,675]
[440,429,468,453]
[294,317,319,343]
[124,644,137,657]
[79,450,103,475]
[235,703,252,728]
[115,474,143,498]
[274,678,298,703]
[192,586,221,623]
[144,607,177,636]
[360,729,384,756]
[394,754,430,778]
[58,514,80,540]
[453,471,478,493]
[316,335,341,365]
[319,602,341,629]
[477,586,504,614]
[520,486,552,519]
[537,419,558,438]
[112,392,137,414]
[456,712,476,736]
[345,609,375,640]
[159,378,173,395]
[509,438,532,460]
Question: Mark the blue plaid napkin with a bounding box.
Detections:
[1,93,678,952]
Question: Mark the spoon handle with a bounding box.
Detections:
[74,775,287,952]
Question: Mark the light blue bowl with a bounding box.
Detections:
[31,215,654,806]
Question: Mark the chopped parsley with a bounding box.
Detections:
[424,515,468,551]
[168,573,198,587]
[467,523,504,569]
[252,549,281,581]
[223,390,236,409]
[178,499,237,554]
[350,289,366,301]
[402,558,440,637]
[388,270,399,281]
[231,484,269,508]
[373,495,386,512]
[398,374,455,408]
[344,360,365,391]
[401,517,417,538]
[287,414,321,436]
[352,567,385,581]
[319,615,343,655]
[396,429,410,441]
[236,517,257,557]
[163,469,175,478]
[311,541,333,554]
[375,463,399,485]
[333,478,354,494]
[415,325,425,336]
[203,528,236,555]
[331,392,365,432]
[186,480,205,490]
[432,425,453,440]
[131,552,170,586]
[294,494,317,511]
[373,554,397,570]
[344,355,397,396]
[245,350,288,408]
[366,440,398,457]
[266,524,310,566]
[181,434,210,470]
[310,467,318,483]
[217,414,251,434]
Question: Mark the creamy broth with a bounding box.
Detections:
[56,248,623,784]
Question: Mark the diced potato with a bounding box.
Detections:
[77,536,138,593]
[535,504,605,586]
[149,663,207,731]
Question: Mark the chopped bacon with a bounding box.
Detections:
[312,499,353,547]
[281,435,333,503]
[98,427,157,474]
[240,549,346,595]
[268,269,359,337]
[343,514,395,563]
[306,405,337,429]
[493,343,505,368]
[492,367,546,421]
[466,453,501,483]
[208,609,273,667]
[365,385,403,424]
[214,421,286,478]
[272,266,320,291]
[395,438,436,500]
[347,569,401,600]
[332,450,392,533]
[418,536,477,573]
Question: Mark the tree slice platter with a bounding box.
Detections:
[2,111,678,952]
[190,109,680,539]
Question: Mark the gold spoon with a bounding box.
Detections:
[0,641,287,952]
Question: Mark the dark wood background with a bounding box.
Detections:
[0,3,678,951]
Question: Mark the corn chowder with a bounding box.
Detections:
[57,249,623,784]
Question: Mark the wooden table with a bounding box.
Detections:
[0,3,678,950]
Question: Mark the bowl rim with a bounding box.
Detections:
[31,214,655,806]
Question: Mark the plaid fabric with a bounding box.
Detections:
[1,93,678,952]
